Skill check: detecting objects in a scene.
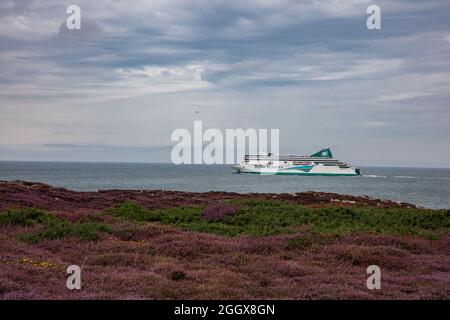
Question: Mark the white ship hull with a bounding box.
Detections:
[234,164,359,176]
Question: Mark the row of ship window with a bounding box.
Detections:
[253,165,283,169]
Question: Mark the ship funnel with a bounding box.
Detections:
[310,148,333,158]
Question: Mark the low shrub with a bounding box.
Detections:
[105,201,450,238]
[0,208,55,227]
[19,220,112,243]
[169,271,186,281]
[201,205,238,222]
[0,207,112,243]
[105,202,152,222]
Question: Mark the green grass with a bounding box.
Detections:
[19,221,111,243]
[0,208,55,227]
[106,201,450,238]
[0,207,112,243]
[106,202,151,222]
[105,203,244,235]
[3,201,448,240]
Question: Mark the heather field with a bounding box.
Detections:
[0,181,449,299]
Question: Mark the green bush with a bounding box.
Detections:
[0,207,112,243]
[0,208,56,226]
[104,202,152,222]
[19,220,112,243]
[106,201,450,238]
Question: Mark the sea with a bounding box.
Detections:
[0,162,449,209]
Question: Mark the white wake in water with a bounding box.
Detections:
[363,175,450,180]
[393,175,420,179]
[362,174,386,178]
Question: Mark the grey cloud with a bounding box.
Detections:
[0,0,449,166]
[55,18,103,39]
[42,143,96,148]
[0,0,33,16]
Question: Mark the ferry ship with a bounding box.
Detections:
[233,148,360,176]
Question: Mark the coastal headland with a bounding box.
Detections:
[0,181,448,299]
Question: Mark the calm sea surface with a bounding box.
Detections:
[0,162,449,209]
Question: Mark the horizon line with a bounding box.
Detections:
[0,159,449,170]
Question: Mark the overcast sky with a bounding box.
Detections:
[0,0,449,166]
